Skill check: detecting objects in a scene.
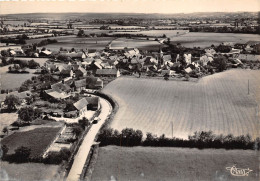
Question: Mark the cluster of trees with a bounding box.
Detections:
[98,128,259,150]
[1,145,71,164]
[18,106,42,123]
[36,39,58,47]
[98,128,143,146]
[4,95,20,111]
[0,34,29,45]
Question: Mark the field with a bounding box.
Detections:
[38,36,115,51]
[170,32,260,48]
[91,146,259,181]
[1,126,62,158]
[1,161,61,181]
[110,38,161,50]
[110,29,188,38]
[103,69,260,139]
[0,65,35,90]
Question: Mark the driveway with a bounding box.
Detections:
[66,97,112,181]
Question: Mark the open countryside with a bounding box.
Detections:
[103,69,260,139]
[170,32,260,48]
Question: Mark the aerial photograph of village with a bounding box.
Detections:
[0,0,259,180]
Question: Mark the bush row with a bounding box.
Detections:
[97,128,260,150]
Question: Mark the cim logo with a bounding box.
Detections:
[226,165,253,177]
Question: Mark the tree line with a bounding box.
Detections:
[97,128,260,150]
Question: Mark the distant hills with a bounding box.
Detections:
[0,12,258,20]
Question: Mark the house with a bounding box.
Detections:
[161,70,175,76]
[44,89,71,102]
[184,53,192,64]
[51,82,71,93]
[95,69,120,77]
[73,98,89,115]
[39,50,52,57]
[72,79,87,91]
[59,52,86,61]
[85,97,100,111]
[86,76,103,89]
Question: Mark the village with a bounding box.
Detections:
[0,8,260,181]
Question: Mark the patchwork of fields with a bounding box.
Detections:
[103,69,260,139]
[91,146,259,181]
[170,32,260,48]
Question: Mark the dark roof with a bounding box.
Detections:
[85,97,99,106]
[60,69,71,75]
[96,69,118,75]
[51,82,71,92]
[74,79,87,88]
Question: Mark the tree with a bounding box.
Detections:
[213,55,227,72]
[72,125,83,137]
[28,59,40,69]
[1,57,7,65]
[1,145,9,159]
[13,146,31,162]
[77,29,85,37]
[78,117,89,129]
[2,127,8,135]
[1,50,10,57]
[164,73,169,81]
[4,95,20,111]
[18,106,41,122]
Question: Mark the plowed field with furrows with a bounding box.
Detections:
[103,69,260,139]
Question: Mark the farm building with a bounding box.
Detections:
[43,89,71,102]
[85,97,100,111]
[96,69,120,77]
[73,98,89,115]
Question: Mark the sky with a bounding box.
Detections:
[0,0,259,15]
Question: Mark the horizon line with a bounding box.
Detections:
[1,11,259,16]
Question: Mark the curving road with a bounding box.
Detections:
[66,97,112,181]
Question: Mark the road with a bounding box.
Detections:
[66,97,112,181]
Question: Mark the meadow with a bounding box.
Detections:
[0,113,18,134]
[91,146,259,181]
[1,161,61,181]
[0,65,35,90]
[39,36,115,51]
[103,69,260,139]
[1,126,62,158]
[170,32,260,48]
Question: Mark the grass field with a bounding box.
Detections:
[0,65,35,90]
[91,146,259,181]
[1,126,62,158]
[170,32,260,48]
[1,161,61,181]
[40,36,115,51]
[103,69,260,139]
[110,38,161,50]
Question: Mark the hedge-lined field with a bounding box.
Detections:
[103,69,260,139]
[91,146,259,181]
[1,126,62,158]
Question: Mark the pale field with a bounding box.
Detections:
[1,161,61,181]
[170,32,260,48]
[0,113,18,133]
[103,69,260,139]
[91,146,259,181]
[110,38,161,50]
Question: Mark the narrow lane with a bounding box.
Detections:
[66,97,112,181]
